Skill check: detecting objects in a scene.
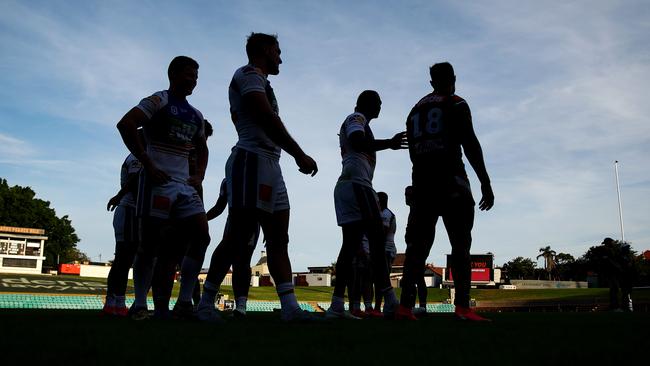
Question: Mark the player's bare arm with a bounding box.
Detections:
[459,107,494,211]
[244,91,318,176]
[348,130,408,153]
[206,194,227,221]
[116,108,170,184]
[187,134,209,189]
[106,172,139,211]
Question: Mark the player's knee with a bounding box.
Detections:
[199,230,211,247]
[266,233,289,249]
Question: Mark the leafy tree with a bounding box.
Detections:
[555,252,576,280]
[536,245,557,280]
[580,238,640,287]
[635,251,650,286]
[555,252,575,265]
[502,257,536,280]
[0,178,85,268]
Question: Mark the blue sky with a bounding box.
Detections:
[1,0,649,271]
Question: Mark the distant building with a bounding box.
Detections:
[293,272,331,286]
[251,250,269,277]
[389,253,442,288]
[0,226,47,275]
[307,266,332,274]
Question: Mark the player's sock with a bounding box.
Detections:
[199,280,219,308]
[351,301,361,312]
[105,294,116,307]
[276,282,300,316]
[330,295,345,312]
[178,256,202,303]
[364,301,373,311]
[235,296,248,312]
[114,295,126,309]
[133,255,154,308]
[382,287,399,312]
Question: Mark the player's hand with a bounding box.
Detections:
[144,162,170,185]
[295,154,318,176]
[106,195,121,211]
[479,183,494,211]
[389,131,408,150]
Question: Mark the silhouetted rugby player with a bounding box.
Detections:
[398,62,494,321]
[197,33,319,323]
[117,55,210,320]
[327,90,407,320]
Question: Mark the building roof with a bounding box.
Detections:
[0,226,45,235]
[254,250,268,266]
[393,253,406,267]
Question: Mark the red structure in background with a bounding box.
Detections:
[59,263,80,275]
[445,254,494,283]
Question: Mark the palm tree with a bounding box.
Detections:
[537,246,557,280]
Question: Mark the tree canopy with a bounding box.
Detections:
[502,256,537,280]
[0,178,85,268]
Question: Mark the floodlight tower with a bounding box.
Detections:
[614,160,625,242]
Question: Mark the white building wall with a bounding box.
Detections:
[304,273,331,286]
[79,264,133,279]
[0,234,47,275]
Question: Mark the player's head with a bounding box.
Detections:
[404,186,413,206]
[246,33,281,75]
[355,90,381,120]
[204,120,213,139]
[378,191,388,209]
[168,56,199,96]
[429,62,456,94]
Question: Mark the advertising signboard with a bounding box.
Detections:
[445,254,494,282]
[59,263,81,275]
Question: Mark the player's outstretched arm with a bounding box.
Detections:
[349,131,408,153]
[117,108,170,184]
[243,92,318,176]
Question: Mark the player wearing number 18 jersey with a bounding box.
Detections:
[398,62,494,321]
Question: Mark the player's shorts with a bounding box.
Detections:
[412,175,475,213]
[334,181,381,226]
[225,147,289,213]
[113,205,139,243]
[136,175,205,219]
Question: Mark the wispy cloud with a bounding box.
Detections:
[0,132,35,158]
[0,0,648,269]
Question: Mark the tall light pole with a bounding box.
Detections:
[614,160,625,242]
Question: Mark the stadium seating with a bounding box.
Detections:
[0,294,454,313]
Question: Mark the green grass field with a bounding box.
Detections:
[0,309,647,365]
[2,273,649,364]
[2,273,650,307]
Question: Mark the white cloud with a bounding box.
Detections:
[0,132,35,158]
[1,0,648,270]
